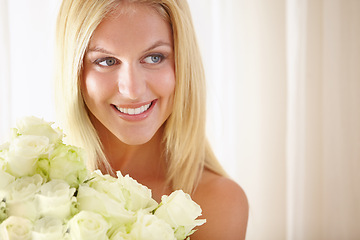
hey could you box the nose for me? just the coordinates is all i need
[117,63,146,100]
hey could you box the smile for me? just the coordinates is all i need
[114,102,152,115]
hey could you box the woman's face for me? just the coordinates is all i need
[82,3,175,145]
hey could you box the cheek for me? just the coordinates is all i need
[81,70,117,104]
[151,68,176,98]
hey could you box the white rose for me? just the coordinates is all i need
[77,185,135,225]
[35,179,76,220]
[0,170,14,210]
[15,116,63,144]
[67,211,110,240]
[0,201,7,222]
[129,211,176,240]
[0,169,15,190]
[32,217,65,240]
[0,148,14,203]
[7,174,43,200]
[0,142,9,163]
[6,174,43,221]
[108,225,131,240]
[0,216,33,240]
[48,143,88,188]
[117,171,158,212]
[0,149,15,190]
[154,190,206,239]
[7,135,50,177]
[88,171,126,203]
[109,231,131,240]
[35,158,51,181]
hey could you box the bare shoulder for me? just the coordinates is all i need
[190,170,249,240]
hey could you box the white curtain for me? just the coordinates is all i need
[1,0,359,239]
[285,0,360,239]
[189,0,360,239]
[0,0,60,143]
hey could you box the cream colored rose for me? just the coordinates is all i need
[35,179,76,220]
[32,217,65,240]
[6,135,50,178]
[6,174,43,221]
[78,171,137,225]
[87,171,126,203]
[6,174,43,200]
[154,190,206,239]
[109,231,131,240]
[0,201,7,222]
[15,116,63,144]
[0,142,9,164]
[108,225,131,240]
[129,211,176,240]
[0,216,33,240]
[117,171,158,212]
[67,211,110,240]
[0,149,15,190]
[49,143,88,188]
[76,185,135,225]
[0,167,15,190]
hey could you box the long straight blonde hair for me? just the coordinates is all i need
[55,0,227,193]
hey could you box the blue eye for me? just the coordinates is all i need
[143,54,163,64]
[96,58,118,67]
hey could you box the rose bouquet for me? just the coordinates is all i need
[0,116,205,240]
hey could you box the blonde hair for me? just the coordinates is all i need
[55,0,227,193]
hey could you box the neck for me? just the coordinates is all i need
[99,126,167,181]
[95,122,172,201]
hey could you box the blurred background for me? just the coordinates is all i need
[1,0,359,239]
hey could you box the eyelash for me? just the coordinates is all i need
[142,54,165,64]
[93,53,165,67]
[94,57,118,67]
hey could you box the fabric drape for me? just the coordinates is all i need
[189,0,360,239]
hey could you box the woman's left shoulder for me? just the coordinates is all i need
[191,170,249,240]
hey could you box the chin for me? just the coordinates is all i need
[125,125,166,146]
[116,131,158,146]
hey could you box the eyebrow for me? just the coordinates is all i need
[87,40,173,55]
[144,41,173,52]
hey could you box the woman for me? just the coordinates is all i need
[55,0,248,239]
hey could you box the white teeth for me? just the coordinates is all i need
[116,103,151,115]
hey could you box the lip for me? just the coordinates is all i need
[112,99,157,121]
[114,100,154,109]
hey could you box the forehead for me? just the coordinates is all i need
[88,2,173,49]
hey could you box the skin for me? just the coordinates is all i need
[81,2,248,239]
